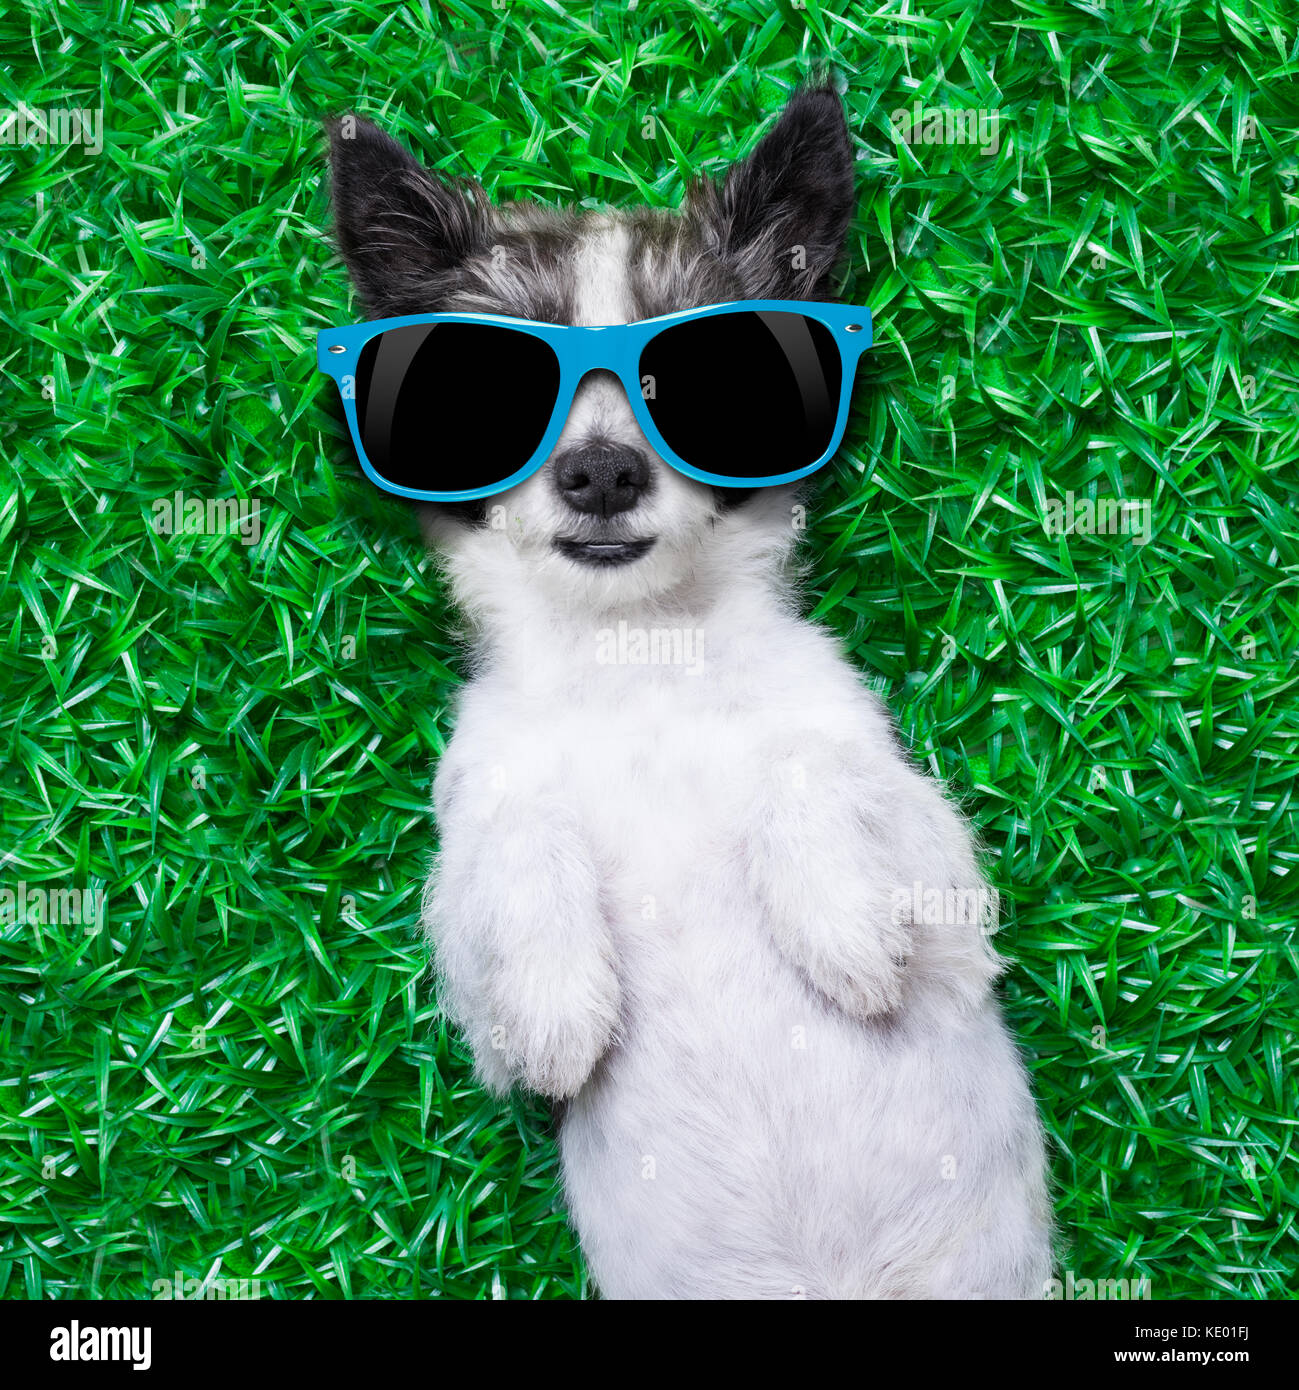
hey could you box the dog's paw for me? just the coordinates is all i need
[430,793,621,1096]
[743,746,917,1019]
[511,1022,611,1100]
[488,961,620,1098]
[780,898,912,1020]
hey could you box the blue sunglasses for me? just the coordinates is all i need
[316,299,872,501]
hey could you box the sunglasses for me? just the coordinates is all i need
[316,299,872,501]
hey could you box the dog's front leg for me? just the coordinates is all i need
[742,739,913,1020]
[425,792,620,1099]
[743,734,1004,1020]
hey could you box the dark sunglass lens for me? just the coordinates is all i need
[353,323,560,493]
[639,311,843,477]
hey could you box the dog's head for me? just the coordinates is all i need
[326,89,856,618]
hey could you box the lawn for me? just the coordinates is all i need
[0,0,1295,1299]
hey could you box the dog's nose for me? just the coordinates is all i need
[553,444,650,518]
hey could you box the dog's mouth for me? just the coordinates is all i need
[554,536,657,567]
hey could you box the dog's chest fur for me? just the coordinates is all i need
[432,600,1052,1300]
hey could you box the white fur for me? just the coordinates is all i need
[421,219,1052,1299]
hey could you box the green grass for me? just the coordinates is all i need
[1,0,1296,1300]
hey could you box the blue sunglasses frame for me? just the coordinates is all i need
[316,299,873,502]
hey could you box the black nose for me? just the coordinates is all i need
[553,444,651,518]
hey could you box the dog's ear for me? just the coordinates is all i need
[691,87,855,298]
[326,115,493,317]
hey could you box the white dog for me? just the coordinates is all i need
[327,88,1052,1298]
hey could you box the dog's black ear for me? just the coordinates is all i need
[326,115,493,317]
[691,87,855,298]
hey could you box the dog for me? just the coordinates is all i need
[325,87,1052,1299]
